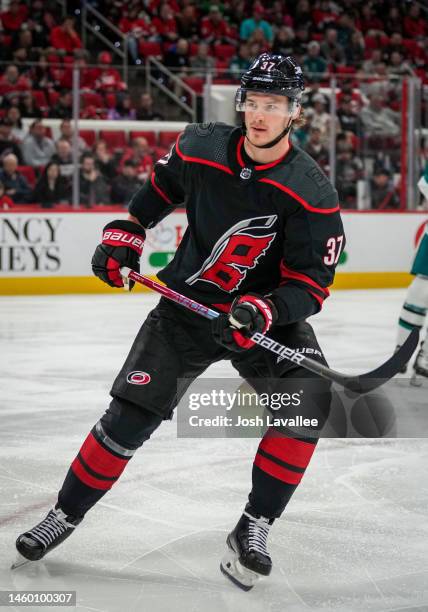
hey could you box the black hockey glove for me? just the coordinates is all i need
[212,294,277,352]
[91,220,146,289]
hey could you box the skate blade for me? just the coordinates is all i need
[11,553,32,570]
[220,548,260,591]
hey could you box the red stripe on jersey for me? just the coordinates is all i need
[79,432,129,478]
[150,171,172,204]
[259,431,317,469]
[280,260,330,297]
[175,134,234,175]
[71,457,113,491]
[307,289,325,307]
[236,136,292,170]
[254,453,303,485]
[258,178,340,214]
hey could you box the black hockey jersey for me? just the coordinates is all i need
[129,122,345,325]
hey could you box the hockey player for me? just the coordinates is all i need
[15,54,345,590]
[396,163,428,385]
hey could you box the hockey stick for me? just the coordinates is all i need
[120,267,419,394]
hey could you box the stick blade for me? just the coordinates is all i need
[343,329,420,394]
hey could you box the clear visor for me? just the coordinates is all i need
[236,92,299,117]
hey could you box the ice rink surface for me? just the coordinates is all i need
[0,289,427,612]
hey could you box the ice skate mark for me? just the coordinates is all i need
[278,566,311,608]
[118,528,227,573]
[0,497,56,527]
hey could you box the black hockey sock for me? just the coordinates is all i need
[249,427,317,518]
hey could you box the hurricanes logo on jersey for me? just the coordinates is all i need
[186,215,277,292]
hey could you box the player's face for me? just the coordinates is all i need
[244,93,294,146]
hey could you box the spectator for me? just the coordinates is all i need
[94,140,117,180]
[1,0,27,33]
[176,5,199,41]
[304,127,329,171]
[335,13,355,49]
[79,153,110,207]
[49,90,73,119]
[111,160,143,205]
[200,6,233,46]
[294,0,312,31]
[18,91,42,119]
[107,93,137,120]
[307,93,332,142]
[30,56,58,92]
[0,65,31,96]
[311,0,337,31]
[135,92,164,121]
[119,7,151,64]
[360,95,400,137]
[32,162,71,208]
[362,48,382,75]
[50,16,82,53]
[303,41,328,80]
[164,38,191,75]
[272,27,295,57]
[229,43,252,81]
[345,30,365,67]
[93,52,126,93]
[190,42,216,78]
[6,107,25,143]
[57,120,87,154]
[387,51,415,78]
[370,167,400,210]
[320,27,346,68]
[304,82,328,107]
[50,139,74,181]
[0,180,14,209]
[384,6,403,37]
[152,3,178,43]
[337,94,360,135]
[355,4,384,35]
[0,119,24,162]
[293,24,310,56]
[383,33,406,63]
[247,28,270,53]
[121,137,153,181]
[335,134,363,207]
[240,7,273,44]
[0,153,30,203]
[22,120,56,167]
[404,4,426,40]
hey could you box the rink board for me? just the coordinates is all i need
[0,210,426,295]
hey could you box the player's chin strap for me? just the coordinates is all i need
[242,118,293,149]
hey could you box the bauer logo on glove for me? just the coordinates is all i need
[91,220,146,289]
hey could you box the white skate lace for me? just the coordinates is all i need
[27,509,75,549]
[244,511,271,556]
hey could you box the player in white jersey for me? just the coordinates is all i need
[396,165,428,384]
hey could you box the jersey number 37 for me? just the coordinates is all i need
[324,235,344,266]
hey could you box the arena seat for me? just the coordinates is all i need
[213,44,236,60]
[81,92,104,109]
[158,131,180,148]
[79,130,97,147]
[129,131,157,146]
[139,41,162,57]
[18,165,36,187]
[183,77,204,94]
[99,130,127,149]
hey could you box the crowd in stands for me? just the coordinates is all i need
[0,115,179,208]
[0,0,426,210]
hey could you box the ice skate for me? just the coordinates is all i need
[13,506,82,569]
[410,342,428,387]
[220,504,274,590]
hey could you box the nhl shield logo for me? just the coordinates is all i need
[240,167,252,180]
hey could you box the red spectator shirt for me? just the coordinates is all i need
[404,16,426,38]
[50,25,83,52]
[1,5,27,31]
[200,17,230,41]
[151,16,177,39]
[119,17,151,37]
[0,75,31,95]
[120,150,153,180]
[92,68,126,92]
